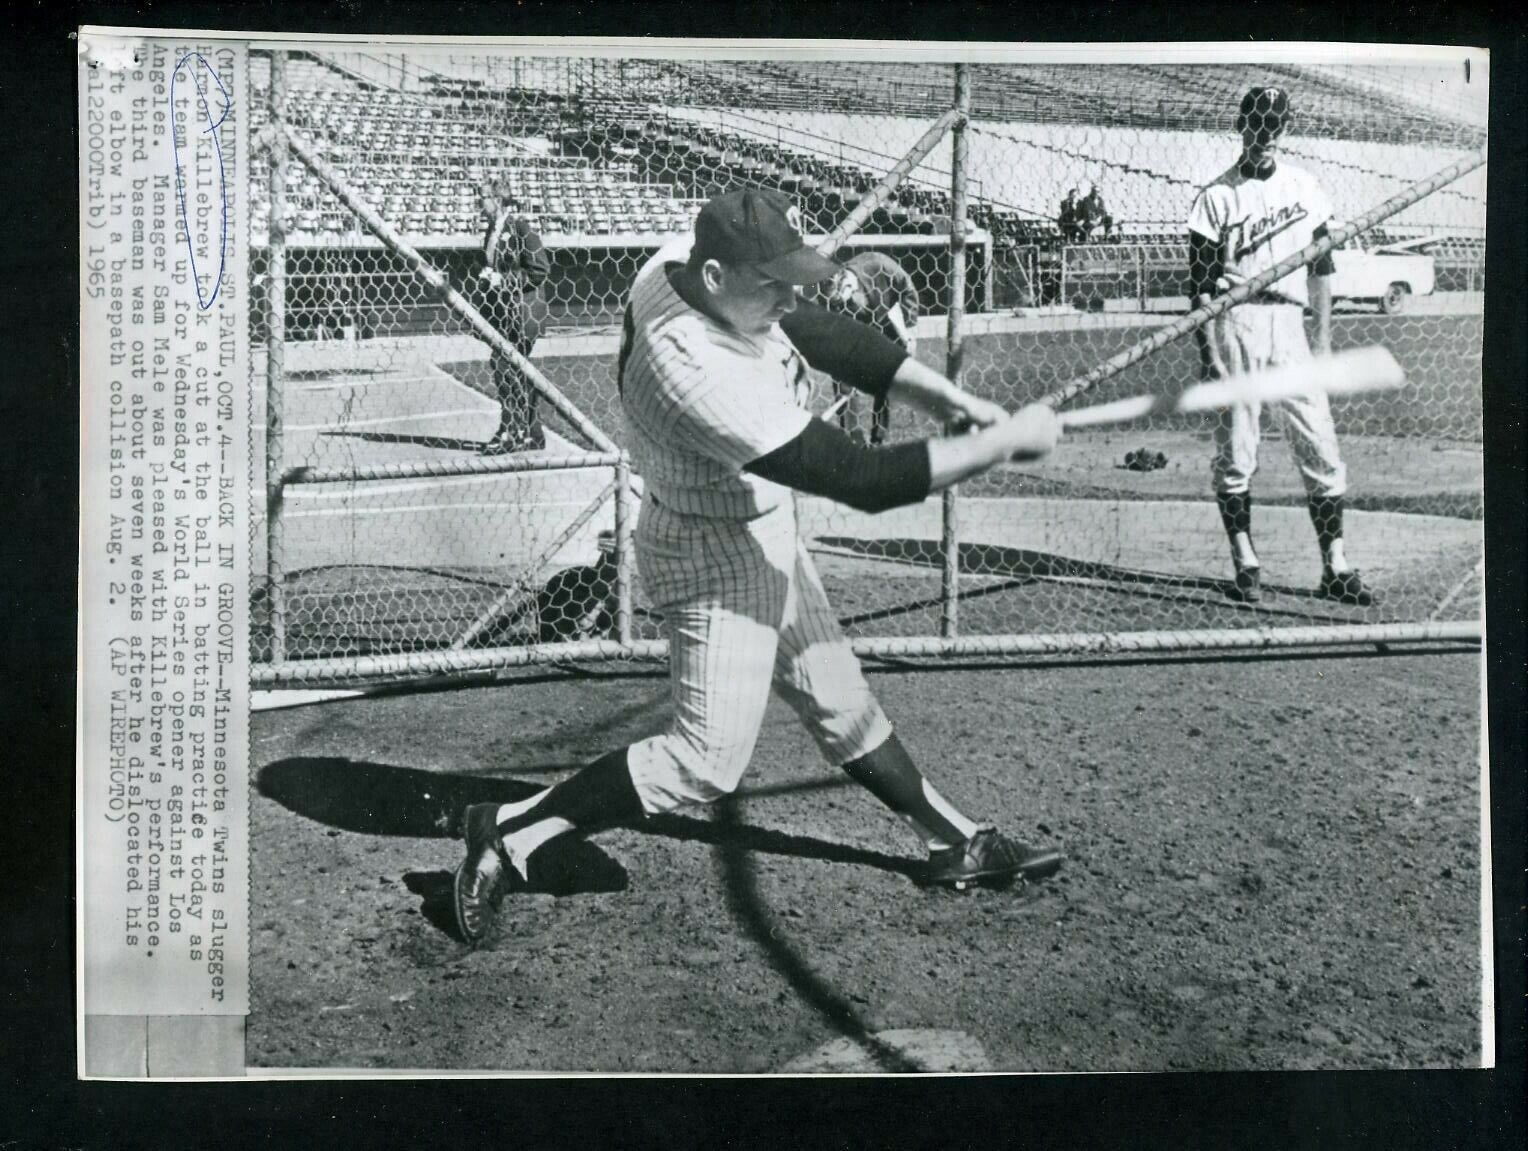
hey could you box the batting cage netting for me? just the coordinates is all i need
[246,49,1486,686]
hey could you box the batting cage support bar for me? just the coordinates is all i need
[614,456,635,647]
[817,106,963,258]
[1430,553,1486,623]
[448,466,623,651]
[279,451,624,487]
[1039,145,1489,411]
[250,621,1482,687]
[941,64,972,639]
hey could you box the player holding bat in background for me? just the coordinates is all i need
[452,188,1065,944]
[1188,86,1375,606]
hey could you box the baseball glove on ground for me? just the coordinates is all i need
[1123,447,1168,472]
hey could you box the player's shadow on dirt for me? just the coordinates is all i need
[257,756,547,839]
[256,757,920,942]
[257,755,917,877]
[400,855,627,940]
[256,756,629,916]
[818,536,1353,618]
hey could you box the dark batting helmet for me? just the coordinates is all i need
[1237,86,1291,139]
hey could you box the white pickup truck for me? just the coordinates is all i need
[1328,233,1437,314]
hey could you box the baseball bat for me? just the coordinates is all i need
[1058,346,1404,430]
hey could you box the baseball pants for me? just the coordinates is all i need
[1210,304,1347,499]
[626,499,894,813]
[491,333,543,442]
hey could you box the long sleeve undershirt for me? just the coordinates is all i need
[733,298,929,512]
[779,299,908,398]
[744,417,932,514]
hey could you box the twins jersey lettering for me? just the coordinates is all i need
[1187,162,1333,307]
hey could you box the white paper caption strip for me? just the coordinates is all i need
[79,34,250,1076]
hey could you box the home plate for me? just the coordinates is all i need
[781,1029,992,1073]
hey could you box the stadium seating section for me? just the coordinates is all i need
[250,52,1484,279]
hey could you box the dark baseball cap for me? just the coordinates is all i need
[692,187,839,284]
[1237,86,1291,135]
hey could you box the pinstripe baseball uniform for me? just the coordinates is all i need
[449,190,1066,944]
[618,239,893,811]
[1188,161,1347,499]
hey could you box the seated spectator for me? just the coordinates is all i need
[1079,183,1115,241]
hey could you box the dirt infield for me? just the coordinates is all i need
[248,646,1483,1072]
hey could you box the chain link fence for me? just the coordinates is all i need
[247,50,1485,686]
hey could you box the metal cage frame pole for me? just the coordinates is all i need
[815,106,963,259]
[449,468,621,652]
[250,621,1482,688]
[614,455,635,646]
[941,64,972,638]
[264,51,289,664]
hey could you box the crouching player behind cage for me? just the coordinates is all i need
[453,189,1065,943]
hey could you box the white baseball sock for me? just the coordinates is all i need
[496,789,551,828]
[1231,531,1259,570]
[1324,538,1350,574]
[898,780,980,853]
[500,816,575,880]
[495,789,558,881]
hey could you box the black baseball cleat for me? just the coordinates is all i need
[453,803,515,945]
[1318,568,1375,606]
[1227,565,1263,604]
[919,828,1065,891]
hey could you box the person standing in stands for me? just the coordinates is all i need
[1058,187,1082,243]
[475,183,553,454]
